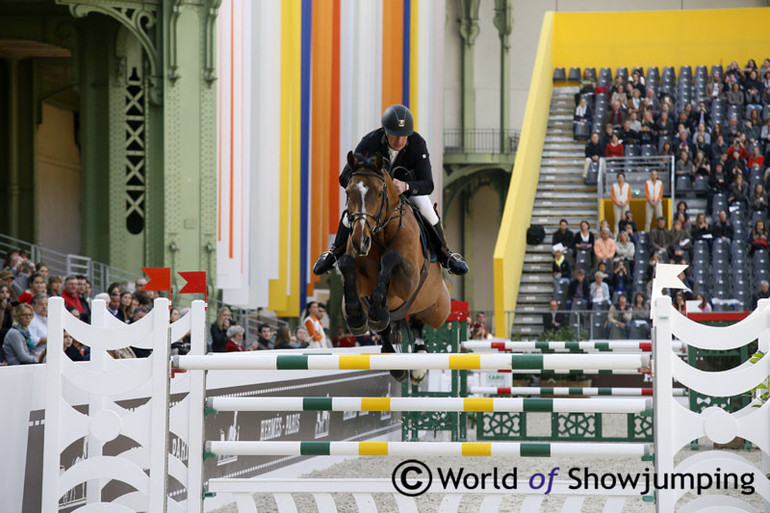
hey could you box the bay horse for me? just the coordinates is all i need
[337,152,451,383]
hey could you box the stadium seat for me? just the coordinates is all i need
[568,67,581,81]
[585,67,597,81]
[553,67,566,82]
[625,144,640,157]
[676,175,691,192]
[710,65,723,77]
[693,175,709,193]
[642,144,657,157]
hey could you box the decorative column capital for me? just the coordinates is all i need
[458,0,481,48]
[493,0,513,49]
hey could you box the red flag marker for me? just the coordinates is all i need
[179,271,207,303]
[141,267,172,293]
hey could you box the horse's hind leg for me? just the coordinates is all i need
[380,321,406,382]
[409,318,428,385]
[368,248,402,332]
[338,254,368,335]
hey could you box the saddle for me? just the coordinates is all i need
[402,196,438,264]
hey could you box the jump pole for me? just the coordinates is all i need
[470,386,687,397]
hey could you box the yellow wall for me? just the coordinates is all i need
[494,7,770,337]
[493,13,554,337]
[553,8,770,72]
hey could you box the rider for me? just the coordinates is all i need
[312,104,470,276]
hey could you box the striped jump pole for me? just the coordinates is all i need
[206,396,652,414]
[470,386,687,397]
[462,340,686,353]
[173,353,650,372]
[205,441,652,458]
[484,369,649,375]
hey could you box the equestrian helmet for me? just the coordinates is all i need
[382,104,414,137]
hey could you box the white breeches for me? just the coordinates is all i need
[411,195,439,225]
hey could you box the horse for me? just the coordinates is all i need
[337,152,451,383]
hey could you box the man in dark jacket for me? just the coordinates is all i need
[543,300,568,333]
[567,269,591,309]
[552,219,574,251]
[313,104,468,276]
[583,132,603,178]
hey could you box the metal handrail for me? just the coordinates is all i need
[443,128,520,154]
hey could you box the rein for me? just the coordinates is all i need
[347,169,405,249]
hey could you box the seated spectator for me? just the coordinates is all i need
[614,231,635,263]
[675,200,690,222]
[711,210,734,246]
[576,69,596,103]
[552,243,571,281]
[3,303,41,365]
[618,210,637,237]
[296,327,311,348]
[689,103,711,133]
[725,149,747,180]
[673,291,687,314]
[607,295,632,339]
[17,273,47,305]
[675,149,694,182]
[600,122,614,148]
[748,144,764,169]
[61,276,87,318]
[567,269,590,309]
[640,109,656,145]
[106,287,124,321]
[675,131,693,158]
[606,100,624,129]
[746,70,762,105]
[707,163,729,215]
[650,217,671,256]
[746,112,761,143]
[333,327,357,348]
[583,132,603,179]
[751,184,768,214]
[573,97,592,138]
[728,172,749,209]
[594,228,617,266]
[694,293,712,313]
[609,260,631,297]
[543,299,568,333]
[643,88,659,112]
[691,213,713,242]
[750,220,769,255]
[692,150,711,177]
[655,111,675,149]
[119,291,134,324]
[470,312,492,338]
[605,133,624,157]
[753,280,770,309]
[210,306,232,352]
[620,119,639,145]
[573,220,595,265]
[669,219,692,260]
[63,331,87,362]
[589,271,611,309]
[644,170,664,231]
[726,82,744,106]
[645,254,663,287]
[552,219,574,251]
[225,325,246,352]
[252,323,275,350]
[47,275,62,297]
[28,294,47,350]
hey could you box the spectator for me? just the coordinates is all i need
[631,293,650,334]
[711,210,734,246]
[573,220,595,264]
[655,111,674,149]
[296,327,311,348]
[751,184,768,215]
[605,133,624,157]
[28,294,48,350]
[640,109,656,145]
[726,82,744,107]
[611,173,631,234]
[589,271,611,309]
[224,325,246,352]
[707,163,729,215]
[650,217,671,256]
[690,102,711,133]
[594,228,617,266]
[706,72,724,101]
[251,323,274,351]
[749,144,764,169]
[303,302,327,348]
[691,213,712,243]
[567,269,590,309]
[3,303,41,365]
[274,326,298,349]
[63,331,86,362]
[543,300,567,333]
[61,276,87,318]
[694,293,712,313]
[119,291,134,323]
[135,277,148,292]
[471,312,491,338]
[644,170,664,231]
[18,273,46,304]
[552,243,570,280]
[673,291,687,314]
[606,101,624,129]
[170,308,181,323]
[615,231,635,263]
[607,295,632,339]
[692,150,711,177]
[675,149,694,182]
[0,271,18,302]
[725,148,747,180]
[552,219,574,252]
[728,172,749,209]
[107,287,124,320]
[620,119,639,145]
[753,281,770,309]
[0,283,13,350]
[577,69,596,100]
[210,306,232,352]
[750,220,769,255]
[130,307,152,358]
[333,327,357,348]
[573,97,592,138]
[609,260,631,297]
[583,132,603,179]
[132,291,151,309]
[669,219,692,260]
[618,210,637,237]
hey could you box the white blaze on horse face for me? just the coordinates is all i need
[354,181,368,232]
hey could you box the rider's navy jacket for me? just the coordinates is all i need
[339,128,433,197]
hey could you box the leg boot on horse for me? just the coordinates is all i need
[337,254,368,335]
[312,214,351,275]
[408,317,429,385]
[380,321,406,382]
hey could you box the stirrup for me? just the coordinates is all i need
[446,253,469,275]
[312,250,338,275]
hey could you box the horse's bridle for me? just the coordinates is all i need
[347,167,404,248]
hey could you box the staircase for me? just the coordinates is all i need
[512,87,597,337]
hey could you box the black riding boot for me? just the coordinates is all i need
[312,218,351,275]
[427,221,470,275]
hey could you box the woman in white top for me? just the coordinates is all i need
[611,172,631,235]
[644,170,663,232]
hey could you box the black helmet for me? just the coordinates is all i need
[382,104,414,137]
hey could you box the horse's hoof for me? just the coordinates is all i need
[409,369,427,385]
[390,369,408,382]
[348,322,368,336]
[368,313,390,333]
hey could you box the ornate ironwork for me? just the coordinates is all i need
[124,65,146,235]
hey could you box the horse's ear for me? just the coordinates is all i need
[347,151,357,169]
[373,153,384,172]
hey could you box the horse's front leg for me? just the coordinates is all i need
[368,248,402,332]
[338,254,368,335]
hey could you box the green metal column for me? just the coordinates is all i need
[458,0,479,150]
[494,0,512,152]
[7,58,19,238]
